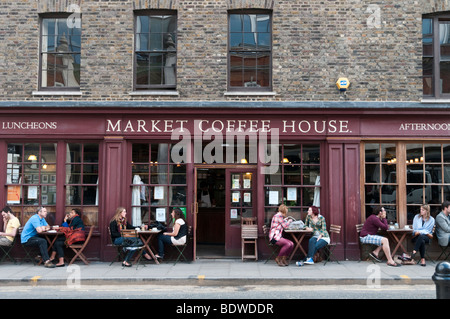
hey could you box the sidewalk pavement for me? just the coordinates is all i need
[0,258,439,286]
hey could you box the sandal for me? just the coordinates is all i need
[369,252,382,263]
[122,262,132,267]
[387,262,401,267]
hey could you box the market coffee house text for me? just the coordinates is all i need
[105,119,353,135]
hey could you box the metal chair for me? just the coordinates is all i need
[262,224,279,264]
[120,229,145,269]
[107,227,125,266]
[436,244,450,261]
[322,224,341,265]
[0,235,17,264]
[171,225,192,265]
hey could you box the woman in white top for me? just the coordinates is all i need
[155,208,187,259]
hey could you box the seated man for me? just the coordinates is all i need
[360,206,400,267]
[0,206,20,246]
[435,201,450,250]
[20,207,55,268]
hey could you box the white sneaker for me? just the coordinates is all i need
[304,257,314,265]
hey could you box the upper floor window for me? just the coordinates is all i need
[228,11,272,92]
[39,15,81,91]
[134,11,177,90]
[423,15,450,99]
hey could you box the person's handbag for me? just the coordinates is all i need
[60,227,86,246]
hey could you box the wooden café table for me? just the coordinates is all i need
[284,229,312,263]
[39,229,64,265]
[41,229,64,253]
[387,227,413,256]
[135,229,161,264]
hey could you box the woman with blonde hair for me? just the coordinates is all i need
[109,207,151,267]
[269,204,294,266]
[411,204,435,267]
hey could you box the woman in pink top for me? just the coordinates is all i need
[269,204,294,266]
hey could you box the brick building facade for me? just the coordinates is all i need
[0,0,449,262]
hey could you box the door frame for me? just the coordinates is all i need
[193,164,257,257]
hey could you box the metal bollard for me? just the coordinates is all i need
[432,262,450,299]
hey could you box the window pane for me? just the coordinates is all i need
[243,32,256,49]
[84,144,99,162]
[137,16,149,33]
[230,15,242,32]
[132,144,149,163]
[136,34,149,51]
[366,164,380,183]
[161,15,176,33]
[257,33,271,49]
[284,144,301,164]
[230,32,242,48]
[284,166,301,185]
[365,144,379,162]
[83,164,98,184]
[381,185,396,204]
[381,144,396,162]
[302,166,320,185]
[150,33,163,51]
[444,145,450,163]
[440,22,450,59]
[425,144,441,162]
[440,61,450,94]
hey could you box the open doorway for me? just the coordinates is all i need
[196,168,226,258]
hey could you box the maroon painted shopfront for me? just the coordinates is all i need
[1,107,449,261]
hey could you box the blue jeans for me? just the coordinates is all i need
[24,236,50,261]
[307,236,328,259]
[157,233,173,258]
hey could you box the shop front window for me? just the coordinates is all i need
[263,144,321,224]
[131,143,187,226]
[65,143,99,226]
[406,143,450,220]
[364,143,397,221]
[362,142,450,224]
[6,143,57,225]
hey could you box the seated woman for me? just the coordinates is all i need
[109,206,152,267]
[155,208,187,260]
[303,206,330,265]
[50,208,85,267]
[269,204,294,267]
[411,204,435,267]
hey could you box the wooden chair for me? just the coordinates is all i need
[107,227,125,266]
[322,224,341,265]
[262,224,279,264]
[241,217,258,261]
[66,227,94,266]
[172,225,192,265]
[356,223,376,263]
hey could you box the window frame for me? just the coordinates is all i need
[423,14,450,99]
[263,143,321,224]
[133,10,178,91]
[361,141,450,225]
[65,142,100,227]
[129,142,188,225]
[227,9,273,92]
[38,13,81,91]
